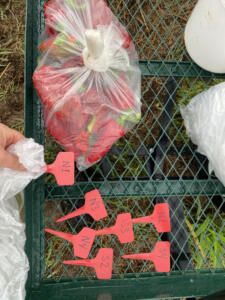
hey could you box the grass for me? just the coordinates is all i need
[183,196,225,269]
[186,216,225,269]
[185,197,225,270]
[45,236,65,279]
[0,0,25,130]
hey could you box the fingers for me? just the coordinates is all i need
[0,123,25,148]
[0,149,26,172]
[0,124,26,171]
[9,129,25,146]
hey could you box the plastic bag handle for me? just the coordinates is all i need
[85,29,104,59]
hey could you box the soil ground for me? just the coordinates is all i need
[0,0,25,132]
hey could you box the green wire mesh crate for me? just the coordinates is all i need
[25,0,225,299]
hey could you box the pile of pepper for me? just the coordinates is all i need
[33,0,141,170]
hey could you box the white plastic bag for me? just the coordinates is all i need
[0,138,45,300]
[33,0,141,171]
[180,82,225,185]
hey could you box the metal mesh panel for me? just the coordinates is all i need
[25,0,225,297]
[109,0,197,61]
[43,195,225,281]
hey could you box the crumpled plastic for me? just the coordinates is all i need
[180,82,225,186]
[33,0,141,171]
[0,138,45,300]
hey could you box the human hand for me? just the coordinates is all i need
[0,123,26,171]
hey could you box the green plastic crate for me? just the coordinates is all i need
[25,0,225,299]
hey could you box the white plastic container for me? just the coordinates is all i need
[185,0,225,73]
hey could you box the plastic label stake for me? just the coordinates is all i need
[46,152,75,186]
[95,213,134,243]
[46,213,134,259]
[45,227,95,259]
[56,189,107,222]
[64,248,113,280]
[122,241,171,273]
[132,203,171,233]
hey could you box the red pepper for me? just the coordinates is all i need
[44,1,58,36]
[47,115,84,159]
[54,94,81,120]
[86,119,125,164]
[39,36,56,52]
[44,0,65,36]
[91,0,112,27]
[33,64,85,156]
[39,34,78,58]
[117,23,132,49]
[103,75,136,111]
[33,65,72,106]
[75,131,89,153]
[90,0,131,49]
[80,88,106,115]
[62,56,84,69]
[46,98,86,159]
